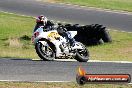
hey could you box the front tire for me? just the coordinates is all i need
[35,41,55,61]
[75,43,89,62]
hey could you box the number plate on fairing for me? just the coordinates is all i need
[48,32,60,41]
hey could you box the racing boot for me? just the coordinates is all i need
[69,38,77,50]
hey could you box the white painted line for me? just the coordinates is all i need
[36,0,42,1]
[128,32,132,33]
[92,61,132,63]
[0,80,71,82]
[32,58,132,63]
[121,31,126,33]
[55,59,76,62]
[32,58,100,62]
[0,80,132,84]
[32,59,41,61]
[113,30,119,32]
[0,11,33,18]
[32,59,101,62]
[0,11,67,24]
[107,29,111,31]
[38,1,132,15]
[112,29,132,33]
[37,81,71,83]
[54,2,132,15]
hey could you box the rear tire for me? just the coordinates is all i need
[35,41,55,61]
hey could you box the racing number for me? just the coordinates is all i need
[48,32,60,41]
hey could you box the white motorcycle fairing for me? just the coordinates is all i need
[32,26,89,62]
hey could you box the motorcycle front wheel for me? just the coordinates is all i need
[35,41,55,61]
[75,43,89,62]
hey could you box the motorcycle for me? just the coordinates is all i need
[32,25,89,62]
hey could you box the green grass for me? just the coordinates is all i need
[89,31,132,61]
[0,12,132,61]
[0,82,131,88]
[0,12,38,59]
[47,0,132,12]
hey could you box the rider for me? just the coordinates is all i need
[57,24,75,47]
[34,15,75,47]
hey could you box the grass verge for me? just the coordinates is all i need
[45,0,132,12]
[89,30,132,61]
[0,82,131,88]
[0,12,38,59]
[0,12,132,61]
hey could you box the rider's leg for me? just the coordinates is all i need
[65,32,75,46]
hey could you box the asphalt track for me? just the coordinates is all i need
[0,0,132,32]
[0,58,132,82]
[0,0,132,82]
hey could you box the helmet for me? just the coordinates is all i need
[36,15,47,26]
